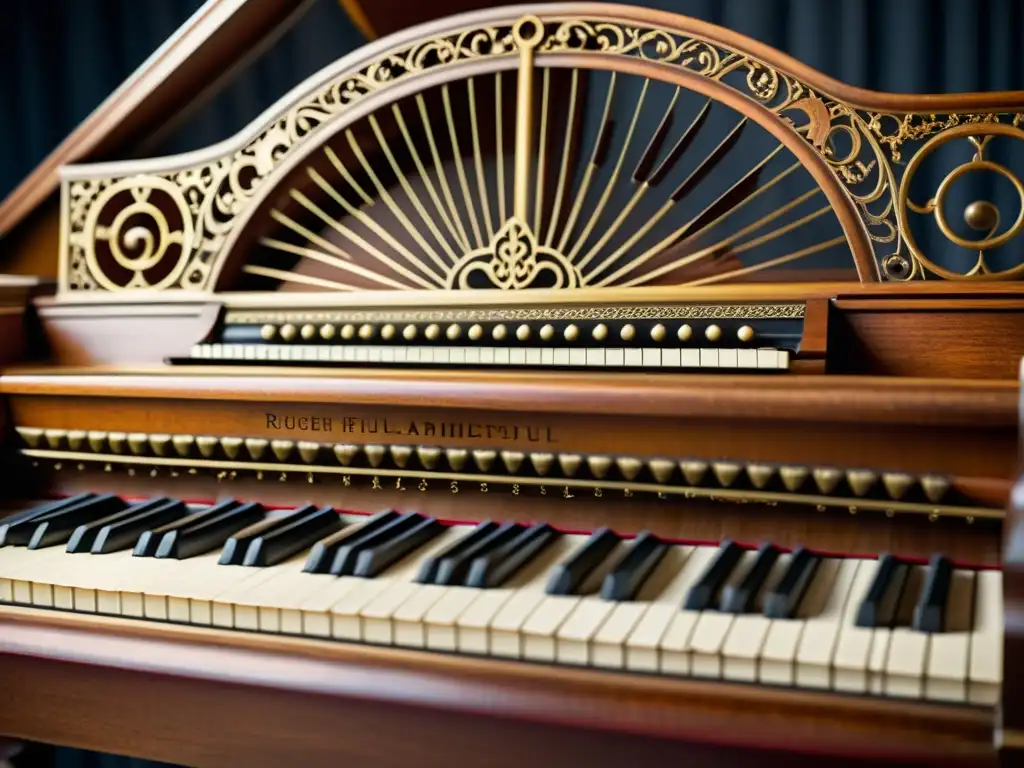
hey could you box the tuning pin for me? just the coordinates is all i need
[882,473,914,500]
[712,462,741,487]
[812,468,842,494]
[680,461,708,485]
[558,454,582,477]
[473,450,497,472]
[587,455,612,479]
[220,437,243,459]
[501,451,525,473]
[648,459,675,484]
[16,427,43,447]
[171,434,194,457]
[44,429,66,449]
[245,438,269,461]
[847,470,877,497]
[921,475,950,503]
[416,446,441,470]
[778,466,807,492]
[364,445,385,468]
[531,453,555,476]
[616,457,642,481]
[747,464,775,489]
[298,442,320,464]
[334,444,359,466]
[390,445,412,468]
[446,448,469,471]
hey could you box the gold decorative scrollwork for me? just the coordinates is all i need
[448,218,579,290]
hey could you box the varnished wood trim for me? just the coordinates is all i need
[0,370,1016,427]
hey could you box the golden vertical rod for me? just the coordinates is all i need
[512,16,543,223]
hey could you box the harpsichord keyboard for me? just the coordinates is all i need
[0,494,1001,705]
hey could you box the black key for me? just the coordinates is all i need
[600,531,668,601]
[855,553,910,628]
[242,505,342,567]
[92,500,189,554]
[0,494,96,546]
[433,522,524,586]
[913,554,953,633]
[721,542,780,613]
[684,540,744,611]
[354,516,445,578]
[303,510,397,574]
[467,524,560,589]
[546,528,620,596]
[134,500,242,557]
[219,516,287,565]
[330,512,421,576]
[66,497,176,553]
[156,501,266,559]
[763,547,821,619]
[415,521,500,584]
[27,494,128,549]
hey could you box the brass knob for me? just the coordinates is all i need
[358,324,375,340]
[468,324,484,341]
[678,324,693,342]
[564,324,580,342]
[279,323,297,342]
[425,323,441,340]
[539,324,555,341]
[516,324,531,341]
[492,324,508,341]
[381,324,396,340]
[620,324,636,341]
[592,323,608,342]
[260,324,277,341]
[650,323,666,342]
[341,323,356,340]
[319,324,336,341]
[300,324,316,340]
[737,325,754,343]
[403,325,418,341]
[705,324,722,342]
[446,324,462,341]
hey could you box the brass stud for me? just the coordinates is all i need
[705,324,722,342]
[531,452,555,476]
[390,445,412,468]
[747,464,775,489]
[492,324,508,341]
[446,324,462,341]
[364,445,385,468]
[108,432,128,454]
[847,470,877,497]
[16,427,43,447]
[812,468,842,495]
[712,462,741,487]
[425,323,441,341]
[171,434,194,457]
[300,324,316,341]
[298,442,320,464]
[779,466,808,492]
[558,454,582,477]
[245,438,268,460]
[620,324,636,341]
[648,459,675,484]
[341,324,356,340]
[416,446,441,470]
[67,430,88,451]
[195,436,218,458]
[737,325,755,343]
[516,324,531,341]
[680,461,708,485]
[678,324,693,342]
[319,324,336,341]
[44,429,67,449]
[127,433,149,455]
[468,324,484,341]
[279,324,298,342]
[882,473,914,500]
[403,325,418,341]
[921,475,950,503]
[539,324,555,341]
[220,437,243,459]
[564,324,580,342]
[928,512,939,522]
[381,324,396,341]
[334,444,359,466]
[587,455,612,479]
[501,451,525,473]
[616,457,642,481]
[446,448,469,471]
[260,324,277,341]
[650,324,666,343]
[358,324,375,340]
[473,449,497,472]
[270,440,294,461]
[592,323,608,342]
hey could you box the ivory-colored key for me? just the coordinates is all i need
[831,559,884,693]
[689,550,760,678]
[968,569,1003,704]
[422,586,482,651]
[793,558,864,689]
[721,553,791,682]
[884,566,930,698]
[758,558,844,685]
[924,570,975,702]
[210,555,309,628]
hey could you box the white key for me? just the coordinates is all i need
[794,558,863,689]
[721,552,791,682]
[688,549,761,678]
[924,569,974,702]
[885,566,930,698]
[968,569,1002,704]
[831,559,885,693]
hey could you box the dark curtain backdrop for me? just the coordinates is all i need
[1,0,1023,766]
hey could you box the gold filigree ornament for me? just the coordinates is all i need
[448,218,579,289]
[897,122,1024,280]
[75,176,195,291]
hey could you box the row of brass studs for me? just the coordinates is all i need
[260,322,756,345]
[17,427,951,503]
